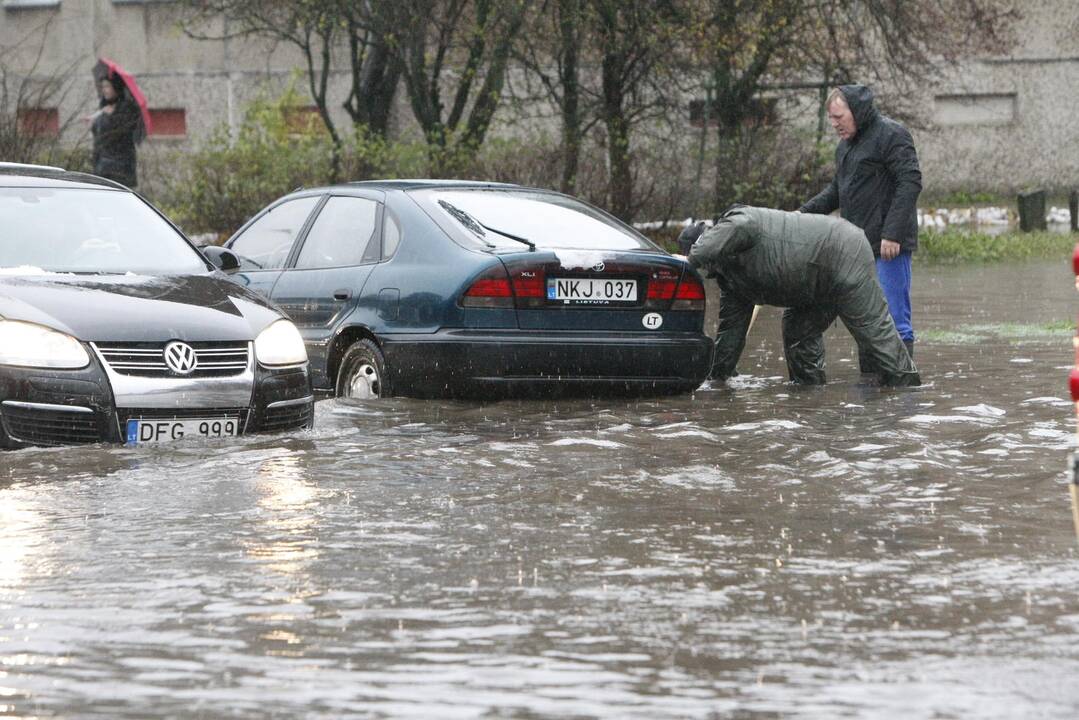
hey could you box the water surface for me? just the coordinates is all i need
[2,260,1077,718]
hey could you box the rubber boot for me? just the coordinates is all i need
[904,339,914,359]
[858,346,876,374]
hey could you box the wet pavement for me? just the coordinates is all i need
[2,260,1078,718]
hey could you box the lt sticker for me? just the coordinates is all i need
[642,312,663,330]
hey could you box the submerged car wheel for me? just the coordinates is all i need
[336,339,389,399]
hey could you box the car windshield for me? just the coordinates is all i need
[0,187,208,275]
[415,188,656,252]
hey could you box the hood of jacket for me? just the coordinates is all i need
[839,84,879,141]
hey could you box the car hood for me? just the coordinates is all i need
[0,273,284,342]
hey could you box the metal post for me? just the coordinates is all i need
[1069,190,1078,232]
[1018,190,1047,232]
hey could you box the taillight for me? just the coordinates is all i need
[671,274,706,311]
[462,266,514,308]
[646,279,677,300]
[462,265,548,308]
[510,267,546,308]
[644,270,679,309]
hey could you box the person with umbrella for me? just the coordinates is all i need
[89,59,150,188]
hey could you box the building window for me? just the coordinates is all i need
[934,93,1016,126]
[284,106,324,135]
[17,108,59,137]
[689,97,777,128]
[148,108,186,137]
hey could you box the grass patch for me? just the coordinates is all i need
[921,321,1073,345]
[916,229,1076,263]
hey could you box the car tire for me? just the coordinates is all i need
[336,339,390,399]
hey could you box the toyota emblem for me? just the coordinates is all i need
[592,261,605,272]
[163,341,198,375]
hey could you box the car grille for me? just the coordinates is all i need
[96,342,250,377]
[259,402,313,433]
[117,407,248,428]
[1,403,104,446]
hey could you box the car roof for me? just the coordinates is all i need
[0,163,128,191]
[301,179,533,194]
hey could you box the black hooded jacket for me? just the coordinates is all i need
[91,89,140,188]
[800,84,921,256]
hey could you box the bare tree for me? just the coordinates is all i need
[386,0,527,174]
[689,0,1021,209]
[590,0,683,221]
[0,17,87,166]
[338,1,401,135]
[179,0,402,179]
[514,0,592,195]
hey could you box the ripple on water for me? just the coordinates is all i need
[1,262,1078,717]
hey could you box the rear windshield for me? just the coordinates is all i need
[411,188,657,252]
[0,187,208,275]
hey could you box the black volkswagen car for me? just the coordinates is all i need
[0,163,314,449]
[212,180,713,400]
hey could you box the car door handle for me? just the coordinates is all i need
[333,289,352,301]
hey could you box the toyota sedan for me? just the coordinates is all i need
[209,181,713,399]
[0,163,314,448]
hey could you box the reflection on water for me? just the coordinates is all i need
[0,499,41,589]
[1,261,1078,718]
[248,452,319,577]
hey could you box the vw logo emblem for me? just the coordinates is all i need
[163,341,198,375]
[592,261,605,272]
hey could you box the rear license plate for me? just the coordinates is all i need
[125,418,239,445]
[548,278,637,304]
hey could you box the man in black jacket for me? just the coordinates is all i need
[688,205,920,387]
[800,85,921,364]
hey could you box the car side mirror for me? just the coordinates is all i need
[203,246,240,273]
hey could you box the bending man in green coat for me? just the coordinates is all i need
[687,205,920,387]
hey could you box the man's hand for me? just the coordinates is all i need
[880,239,901,261]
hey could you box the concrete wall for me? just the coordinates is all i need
[0,0,365,146]
[916,0,1079,196]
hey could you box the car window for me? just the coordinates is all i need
[294,196,380,269]
[412,188,655,252]
[0,187,208,275]
[230,196,320,270]
[382,210,401,260]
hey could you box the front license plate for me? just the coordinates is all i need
[125,418,239,445]
[547,278,637,304]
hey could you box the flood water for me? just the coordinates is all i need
[2,260,1077,718]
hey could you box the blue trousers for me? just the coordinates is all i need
[876,252,914,342]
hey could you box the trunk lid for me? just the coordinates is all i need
[496,249,704,332]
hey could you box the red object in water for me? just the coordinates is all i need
[1070,367,1079,401]
[93,58,153,137]
[1072,244,1079,276]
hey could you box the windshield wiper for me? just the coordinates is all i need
[438,199,535,252]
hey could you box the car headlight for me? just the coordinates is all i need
[254,320,307,367]
[0,320,90,369]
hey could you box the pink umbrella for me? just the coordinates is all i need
[93,58,152,139]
